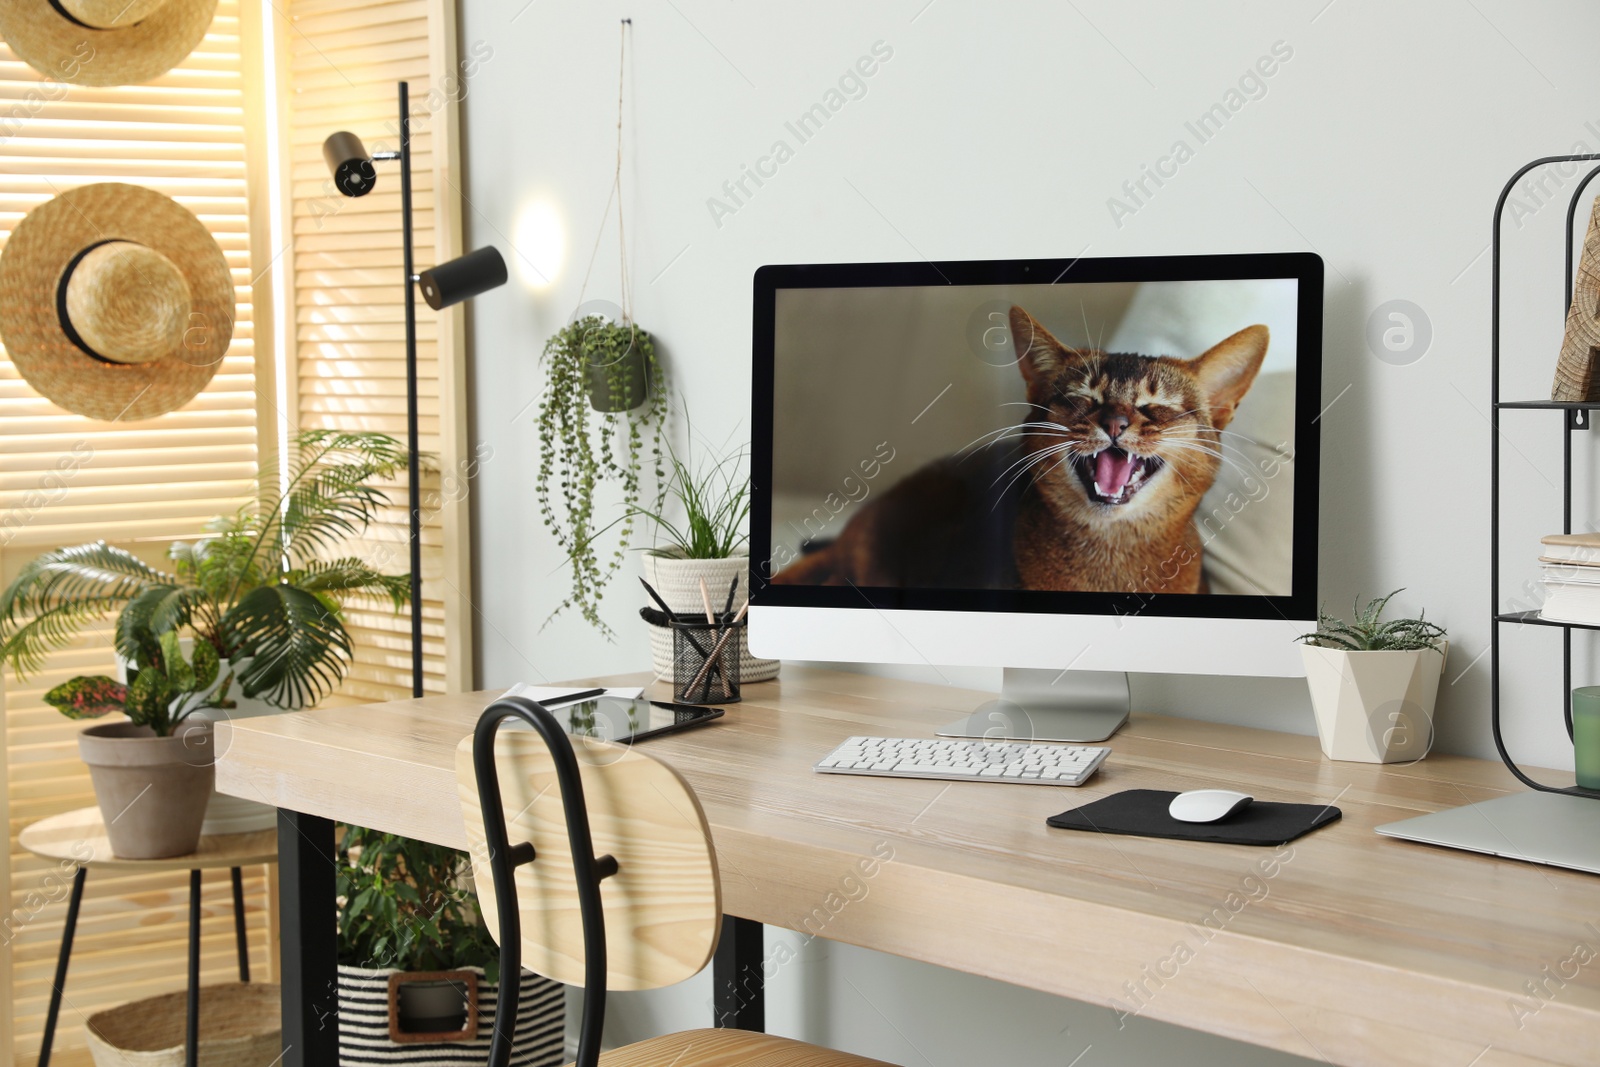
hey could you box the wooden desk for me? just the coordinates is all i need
[217,667,1600,1067]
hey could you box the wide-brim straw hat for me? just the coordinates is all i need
[0,0,217,87]
[0,182,234,422]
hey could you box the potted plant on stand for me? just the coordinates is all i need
[635,439,779,686]
[336,827,565,1067]
[0,430,413,838]
[1298,590,1448,764]
[536,313,668,638]
[43,628,231,859]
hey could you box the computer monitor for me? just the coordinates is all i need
[748,253,1322,742]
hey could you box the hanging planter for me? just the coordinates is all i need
[582,317,653,412]
[535,22,670,637]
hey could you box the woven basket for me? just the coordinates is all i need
[337,965,564,1067]
[84,983,280,1067]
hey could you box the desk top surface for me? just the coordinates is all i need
[217,667,1600,1067]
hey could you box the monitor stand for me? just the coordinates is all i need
[936,667,1130,744]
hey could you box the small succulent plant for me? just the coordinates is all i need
[1298,589,1446,652]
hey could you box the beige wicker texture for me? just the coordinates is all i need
[63,0,171,26]
[1554,197,1600,401]
[641,554,779,684]
[0,183,234,422]
[0,0,217,86]
[66,242,192,366]
[83,982,281,1067]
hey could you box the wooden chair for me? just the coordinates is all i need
[456,695,897,1067]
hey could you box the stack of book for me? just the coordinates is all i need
[1539,533,1600,624]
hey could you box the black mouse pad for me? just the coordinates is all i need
[1047,789,1341,845]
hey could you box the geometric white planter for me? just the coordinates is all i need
[1300,642,1447,764]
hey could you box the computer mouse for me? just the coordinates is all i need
[1168,789,1255,824]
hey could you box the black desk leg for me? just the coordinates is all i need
[712,915,764,1031]
[230,866,249,982]
[278,809,338,1067]
[186,869,201,1067]
[38,866,86,1067]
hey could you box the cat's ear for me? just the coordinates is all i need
[1190,325,1270,429]
[1010,306,1077,390]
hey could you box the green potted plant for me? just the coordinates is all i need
[537,314,668,638]
[634,438,778,685]
[48,627,233,858]
[336,827,564,1062]
[1297,590,1448,764]
[0,430,413,837]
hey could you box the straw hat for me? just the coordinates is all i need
[0,0,217,87]
[0,183,234,422]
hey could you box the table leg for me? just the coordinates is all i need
[278,809,338,1067]
[230,867,249,982]
[186,869,200,1067]
[712,915,764,1032]
[38,866,86,1067]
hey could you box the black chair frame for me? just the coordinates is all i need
[474,696,619,1067]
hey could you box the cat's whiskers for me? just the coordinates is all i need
[959,420,1074,454]
[991,440,1088,502]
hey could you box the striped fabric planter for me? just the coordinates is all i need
[337,965,565,1067]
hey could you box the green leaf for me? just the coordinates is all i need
[125,667,172,733]
[292,558,411,612]
[160,630,196,691]
[44,676,127,719]
[0,542,172,678]
[225,583,352,708]
[192,639,219,691]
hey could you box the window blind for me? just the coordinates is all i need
[281,0,474,703]
[0,6,273,1066]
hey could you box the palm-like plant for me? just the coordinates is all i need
[1298,589,1446,652]
[0,430,412,709]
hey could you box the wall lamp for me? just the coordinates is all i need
[323,81,508,699]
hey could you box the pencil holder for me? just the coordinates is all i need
[670,617,744,705]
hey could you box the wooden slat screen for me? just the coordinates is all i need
[0,6,272,1066]
[281,0,473,703]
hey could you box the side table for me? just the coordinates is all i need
[19,807,277,1067]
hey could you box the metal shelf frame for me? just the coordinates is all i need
[1490,152,1600,798]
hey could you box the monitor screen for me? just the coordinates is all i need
[750,253,1321,623]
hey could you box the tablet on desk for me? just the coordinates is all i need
[500,684,724,745]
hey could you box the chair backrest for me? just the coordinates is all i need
[455,701,722,992]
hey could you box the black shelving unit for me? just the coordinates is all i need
[1491,152,1600,798]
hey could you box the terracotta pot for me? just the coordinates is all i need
[118,649,280,835]
[78,720,215,859]
[1300,642,1448,763]
[641,552,779,684]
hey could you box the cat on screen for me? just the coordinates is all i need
[772,305,1269,594]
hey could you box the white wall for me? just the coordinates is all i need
[459,2,1600,1063]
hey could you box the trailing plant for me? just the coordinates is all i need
[536,315,667,638]
[631,437,749,560]
[0,430,412,709]
[1297,589,1446,652]
[43,627,227,737]
[336,826,500,980]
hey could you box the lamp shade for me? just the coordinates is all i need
[322,131,377,198]
[418,247,507,310]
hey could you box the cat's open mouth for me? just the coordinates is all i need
[1073,446,1162,506]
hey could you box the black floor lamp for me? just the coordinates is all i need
[323,81,507,699]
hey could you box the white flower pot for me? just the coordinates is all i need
[641,552,779,685]
[1300,642,1447,763]
[117,648,282,835]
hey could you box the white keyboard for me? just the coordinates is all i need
[814,736,1109,787]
